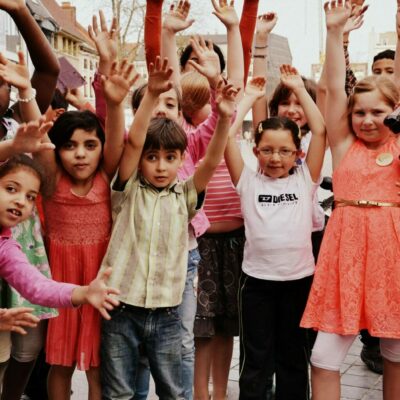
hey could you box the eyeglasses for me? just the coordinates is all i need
[257,148,297,158]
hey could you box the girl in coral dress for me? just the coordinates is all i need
[301,2,400,400]
[37,62,138,400]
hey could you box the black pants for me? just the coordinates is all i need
[239,274,315,400]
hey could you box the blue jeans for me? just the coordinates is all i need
[101,304,184,400]
[132,249,200,400]
[177,248,200,400]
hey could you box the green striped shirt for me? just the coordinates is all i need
[101,173,201,308]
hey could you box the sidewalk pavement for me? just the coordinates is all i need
[72,337,383,399]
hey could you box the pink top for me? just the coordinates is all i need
[301,137,400,337]
[93,73,219,237]
[0,228,75,308]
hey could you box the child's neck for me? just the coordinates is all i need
[69,174,96,197]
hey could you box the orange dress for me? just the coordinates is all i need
[44,172,111,370]
[301,137,400,338]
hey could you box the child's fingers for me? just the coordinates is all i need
[99,308,111,320]
[91,14,99,35]
[11,326,27,335]
[211,0,220,11]
[39,143,56,151]
[0,52,8,66]
[17,51,26,66]
[99,9,108,31]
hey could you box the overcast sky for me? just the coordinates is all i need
[66,0,398,76]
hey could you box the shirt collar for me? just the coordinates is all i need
[0,227,11,239]
[138,174,182,194]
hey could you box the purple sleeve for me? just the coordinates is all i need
[93,72,106,128]
[0,238,76,308]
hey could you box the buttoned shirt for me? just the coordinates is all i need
[101,173,203,308]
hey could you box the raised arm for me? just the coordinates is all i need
[280,65,326,182]
[324,0,354,166]
[193,80,237,194]
[239,0,259,84]
[161,0,194,89]
[252,12,277,129]
[117,57,173,185]
[144,0,163,68]
[101,60,139,179]
[395,0,400,91]
[88,10,118,125]
[0,118,54,161]
[225,76,266,186]
[1,0,60,113]
[212,0,244,94]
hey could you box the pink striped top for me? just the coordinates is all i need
[203,158,243,224]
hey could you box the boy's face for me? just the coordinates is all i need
[372,58,394,80]
[0,168,40,228]
[139,147,184,188]
[151,88,181,121]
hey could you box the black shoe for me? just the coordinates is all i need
[360,344,383,374]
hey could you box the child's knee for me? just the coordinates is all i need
[380,338,400,363]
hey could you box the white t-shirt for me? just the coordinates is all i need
[236,164,318,281]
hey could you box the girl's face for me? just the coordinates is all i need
[253,129,299,179]
[58,128,102,184]
[0,168,40,228]
[277,92,307,128]
[351,90,394,147]
[152,88,181,122]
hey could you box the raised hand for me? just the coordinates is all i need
[12,118,55,154]
[163,0,194,34]
[188,36,221,87]
[147,56,174,97]
[344,2,368,34]
[0,307,39,335]
[324,0,352,31]
[88,10,118,74]
[211,0,239,29]
[65,88,86,110]
[101,60,139,106]
[0,51,30,90]
[280,64,305,92]
[86,268,120,320]
[256,13,278,39]
[216,79,238,119]
[245,76,266,100]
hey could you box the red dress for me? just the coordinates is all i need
[44,172,111,370]
[301,138,400,338]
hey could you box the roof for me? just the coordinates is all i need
[26,0,58,32]
[39,0,87,42]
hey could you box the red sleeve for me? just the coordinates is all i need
[145,0,163,69]
[239,0,259,84]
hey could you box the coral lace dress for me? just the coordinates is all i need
[301,137,400,338]
[44,172,111,369]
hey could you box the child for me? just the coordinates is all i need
[224,66,326,400]
[300,2,400,399]
[100,56,237,399]
[35,61,138,400]
[0,146,119,380]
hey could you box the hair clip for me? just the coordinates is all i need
[258,122,264,134]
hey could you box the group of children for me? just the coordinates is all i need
[0,0,400,399]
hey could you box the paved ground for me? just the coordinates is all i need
[71,337,383,399]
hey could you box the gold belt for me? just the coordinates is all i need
[334,199,400,208]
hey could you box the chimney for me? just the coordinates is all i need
[61,2,76,23]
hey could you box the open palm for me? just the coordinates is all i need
[324,0,352,30]
[163,1,194,33]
